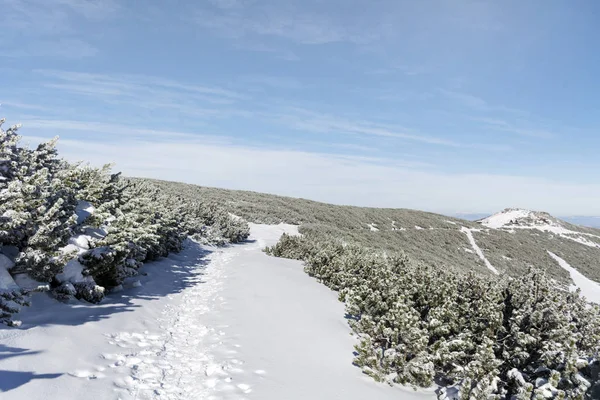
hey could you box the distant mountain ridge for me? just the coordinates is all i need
[455,211,600,229]
[479,208,559,228]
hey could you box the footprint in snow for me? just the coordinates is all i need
[237,383,252,393]
[69,369,105,379]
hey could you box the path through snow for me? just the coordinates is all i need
[0,224,434,399]
[547,251,600,304]
[461,227,499,275]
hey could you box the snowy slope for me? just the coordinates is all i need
[548,251,600,304]
[0,224,434,399]
[480,208,534,229]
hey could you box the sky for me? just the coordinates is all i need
[1,0,600,215]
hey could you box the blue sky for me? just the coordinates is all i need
[1,0,600,215]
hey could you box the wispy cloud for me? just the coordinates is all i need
[194,10,347,45]
[37,70,245,101]
[473,117,556,139]
[230,41,300,61]
[439,89,529,116]
[51,0,119,19]
[8,68,518,159]
[280,108,514,152]
[367,64,433,76]
[240,75,307,91]
[0,0,117,57]
[438,90,554,138]
[439,89,489,109]
[31,70,252,120]
[1,0,118,31]
[272,108,466,147]
[0,101,51,112]
[191,0,512,50]
[29,70,512,151]
[2,38,98,58]
[21,118,433,170]
[191,1,379,46]
[20,119,233,145]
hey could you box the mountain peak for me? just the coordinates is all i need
[479,208,560,229]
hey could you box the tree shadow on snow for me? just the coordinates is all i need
[0,345,41,361]
[0,345,61,392]
[0,370,62,392]
[13,241,214,329]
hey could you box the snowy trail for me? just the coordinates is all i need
[461,227,499,275]
[0,224,434,399]
[548,251,600,304]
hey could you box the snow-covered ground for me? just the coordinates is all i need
[0,224,434,399]
[367,223,379,231]
[480,209,532,229]
[461,227,499,275]
[548,251,600,304]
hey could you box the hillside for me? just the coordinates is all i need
[141,179,600,287]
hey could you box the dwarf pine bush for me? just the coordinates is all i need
[265,234,600,399]
[0,119,250,325]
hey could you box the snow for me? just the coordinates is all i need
[461,227,499,275]
[0,223,432,399]
[68,235,91,250]
[0,254,15,271]
[83,227,108,240]
[56,235,95,284]
[75,201,95,225]
[0,246,18,261]
[480,208,532,229]
[0,262,19,292]
[507,368,526,386]
[547,251,600,304]
[228,213,242,221]
[535,226,600,248]
[519,225,600,249]
[55,259,89,284]
[391,221,406,231]
[367,223,379,231]
[12,274,48,292]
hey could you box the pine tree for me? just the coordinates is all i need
[0,133,78,282]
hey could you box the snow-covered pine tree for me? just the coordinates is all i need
[0,126,78,282]
[79,179,183,289]
[0,118,23,184]
[0,119,250,320]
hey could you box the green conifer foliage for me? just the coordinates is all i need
[0,119,250,322]
[265,232,600,399]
